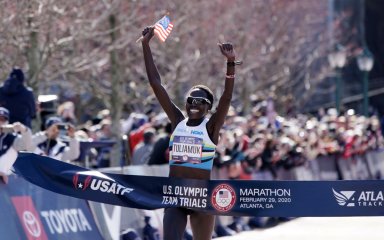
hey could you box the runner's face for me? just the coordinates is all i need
[185,89,211,120]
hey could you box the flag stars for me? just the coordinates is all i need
[78,183,83,188]
[154,15,173,42]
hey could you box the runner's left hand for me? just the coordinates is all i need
[218,42,236,62]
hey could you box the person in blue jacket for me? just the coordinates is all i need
[0,67,36,129]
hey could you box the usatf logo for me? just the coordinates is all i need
[191,130,203,135]
[72,171,134,196]
[73,174,92,191]
[332,188,355,207]
[211,184,236,212]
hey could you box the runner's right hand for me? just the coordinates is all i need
[142,26,155,43]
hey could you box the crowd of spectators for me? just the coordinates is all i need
[213,106,383,181]
[119,104,383,184]
[0,67,383,186]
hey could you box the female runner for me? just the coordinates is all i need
[141,26,236,240]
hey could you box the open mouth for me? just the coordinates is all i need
[190,109,199,113]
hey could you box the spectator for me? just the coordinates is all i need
[260,138,278,179]
[32,116,80,162]
[91,109,111,126]
[0,107,33,183]
[131,128,155,165]
[129,120,152,154]
[97,109,111,121]
[57,101,77,125]
[94,119,114,168]
[0,67,36,128]
[148,122,172,165]
[37,94,58,131]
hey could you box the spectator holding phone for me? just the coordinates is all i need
[0,107,33,184]
[32,116,80,162]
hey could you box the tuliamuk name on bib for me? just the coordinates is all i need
[169,118,216,171]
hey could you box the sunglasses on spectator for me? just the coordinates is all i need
[186,96,211,105]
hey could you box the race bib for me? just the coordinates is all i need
[172,136,203,163]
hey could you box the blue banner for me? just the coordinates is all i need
[0,174,103,240]
[14,153,384,217]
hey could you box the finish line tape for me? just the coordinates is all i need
[14,153,384,217]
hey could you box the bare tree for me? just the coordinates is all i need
[0,0,356,165]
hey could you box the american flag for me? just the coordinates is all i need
[154,15,173,42]
[219,190,229,198]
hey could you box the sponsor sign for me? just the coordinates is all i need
[0,174,103,240]
[73,172,134,195]
[333,188,384,207]
[11,196,48,240]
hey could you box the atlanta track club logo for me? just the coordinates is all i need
[333,188,384,207]
[332,188,356,207]
[211,184,236,212]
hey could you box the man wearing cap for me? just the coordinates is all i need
[32,116,80,162]
[0,107,33,184]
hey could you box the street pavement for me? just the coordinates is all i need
[217,217,384,240]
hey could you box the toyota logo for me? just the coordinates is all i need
[23,211,41,237]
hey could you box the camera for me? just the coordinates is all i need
[57,124,68,131]
[57,123,69,137]
[0,124,14,134]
